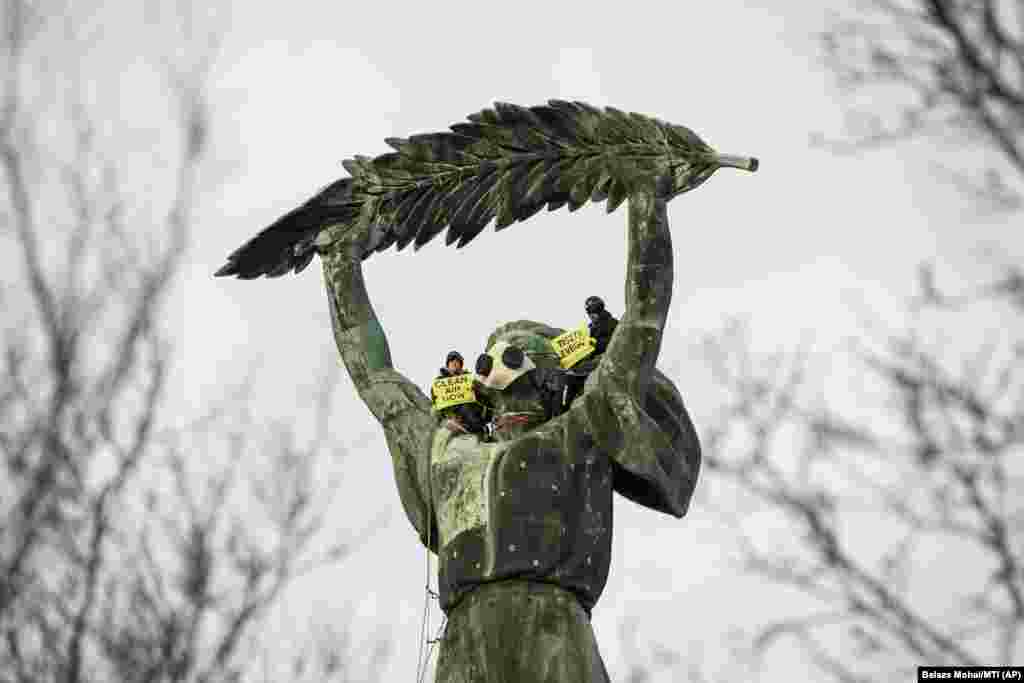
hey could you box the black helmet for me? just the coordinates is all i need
[585,296,605,315]
[445,350,464,365]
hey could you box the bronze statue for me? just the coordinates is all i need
[216,100,758,681]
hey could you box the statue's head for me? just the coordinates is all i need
[474,321,564,441]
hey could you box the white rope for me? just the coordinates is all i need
[415,438,442,683]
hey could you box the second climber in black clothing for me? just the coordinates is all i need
[585,295,618,354]
[563,296,620,408]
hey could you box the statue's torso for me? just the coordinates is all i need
[430,413,614,615]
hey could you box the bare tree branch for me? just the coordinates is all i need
[818,0,1024,208]
[675,270,1022,680]
[0,2,389,681]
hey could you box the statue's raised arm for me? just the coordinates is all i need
[577,180,696,517]
[320,222,439,550]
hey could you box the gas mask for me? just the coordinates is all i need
[475,337,559,440]
[475,341,535,391]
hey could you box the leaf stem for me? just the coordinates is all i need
[714,153,760,172]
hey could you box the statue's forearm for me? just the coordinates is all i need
[322,249,433,429]
[600,188,673,398]
[322,249,395,392]
[322,248,437,547]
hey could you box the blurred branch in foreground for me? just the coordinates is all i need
[692,265,1022,681]
[0,1,387,681]
[617,618,755,683]
[817,0,1024,211]
[255,607,392,683]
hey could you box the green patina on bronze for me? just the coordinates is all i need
[215,100,758,682]
[432,430,496,550]
[362,318,391,372]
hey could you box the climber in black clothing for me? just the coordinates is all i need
[564,296,620,408]
[585,296,618,354]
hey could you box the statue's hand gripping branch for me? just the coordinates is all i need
[216,101,757,682]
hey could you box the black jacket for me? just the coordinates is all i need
[528,366,570,421]
[588,311,618,355]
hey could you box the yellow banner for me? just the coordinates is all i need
[431,373,477,410]
[552,325,596,369]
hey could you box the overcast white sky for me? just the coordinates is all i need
[173,1,1021,679]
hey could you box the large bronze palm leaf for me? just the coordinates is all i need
[215,100,758,280]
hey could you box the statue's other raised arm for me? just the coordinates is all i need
[321,240,438,551]
[601,182,674,398]
[580,177,702,518]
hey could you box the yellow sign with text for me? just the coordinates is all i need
[552,325,596,369]
[431,373,477,410]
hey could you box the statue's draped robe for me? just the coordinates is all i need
[323,187,701,682]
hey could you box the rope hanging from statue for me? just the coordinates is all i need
[415,439,446,683]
